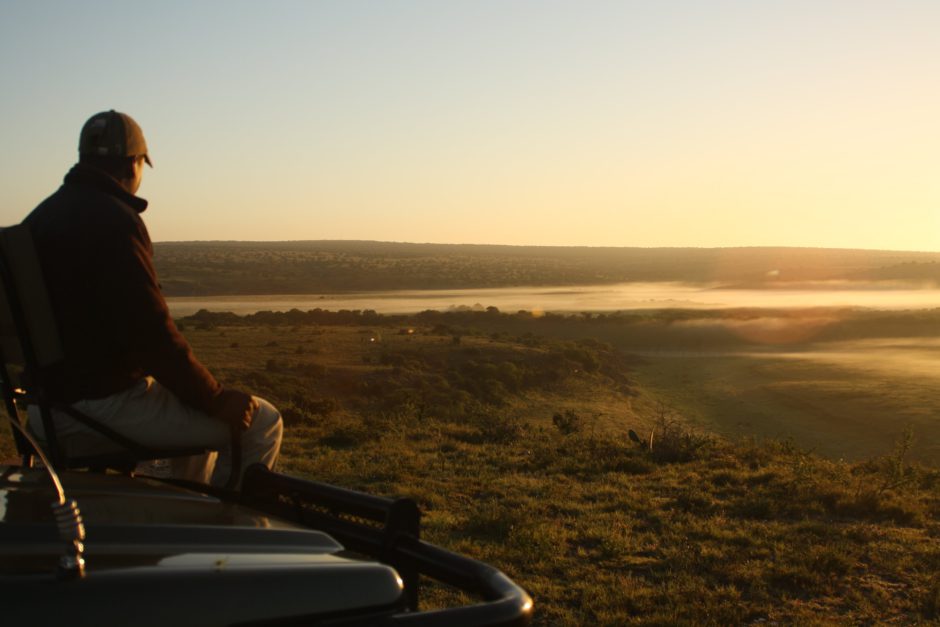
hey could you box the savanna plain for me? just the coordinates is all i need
[5,243,940,625]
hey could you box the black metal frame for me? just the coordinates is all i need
[239,464,533,626]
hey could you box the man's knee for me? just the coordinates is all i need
[252,397,284,444]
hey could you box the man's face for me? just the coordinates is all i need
[127,155,146,194]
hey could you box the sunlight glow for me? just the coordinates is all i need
[1,2,938,251]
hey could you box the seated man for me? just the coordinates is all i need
[23,110,282,486]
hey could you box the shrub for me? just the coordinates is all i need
[553,409,584,435]
[467,411,524,444]
[563,346,600,372]
[308,398,338,416]
[280,405,307,427]
[319,421,371,449]
[649,404,713,463]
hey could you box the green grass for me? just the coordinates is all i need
[271,399,940,625]
[4,311,939,624]
[187,317,940,625]
[631,346,940,464]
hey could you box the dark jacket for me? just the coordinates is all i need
[23,164,223,413]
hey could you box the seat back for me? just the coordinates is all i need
[0,224,166,467]
[0,225,64,368]
[0,224,65,464]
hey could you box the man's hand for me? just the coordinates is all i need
[211,389,259,431]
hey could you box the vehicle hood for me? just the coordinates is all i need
[0,466,404,626]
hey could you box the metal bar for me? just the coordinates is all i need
[242,464,406,522]
[238,465,533,625]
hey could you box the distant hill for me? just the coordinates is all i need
[153,240,940,296]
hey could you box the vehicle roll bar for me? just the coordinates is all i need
[240,464,533,626]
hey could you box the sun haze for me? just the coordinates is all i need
[0,1,937,251]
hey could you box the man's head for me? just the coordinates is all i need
[78,110,151,194]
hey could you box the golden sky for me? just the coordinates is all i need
[1,1,937,251]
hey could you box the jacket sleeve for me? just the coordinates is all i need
[99,211,223,414]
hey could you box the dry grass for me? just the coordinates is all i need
[196,318,940,625]
[3,312,939,625]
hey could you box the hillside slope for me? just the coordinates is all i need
[179,313,940,624]
[153,240,940,295]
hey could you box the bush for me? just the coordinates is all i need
[553,409,584,435]
[649,405,713,464]
[307,398,338,416]
[319,421,372,449]
[467,411,524,444]
[280,405,307,427]
[563,346,600,372]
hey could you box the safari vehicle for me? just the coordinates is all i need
[0,224,533,626]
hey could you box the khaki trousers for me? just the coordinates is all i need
[28,376,283,487]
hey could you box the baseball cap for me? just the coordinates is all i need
[79,110,152,167]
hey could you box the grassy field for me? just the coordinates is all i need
[3,309,939,624]
[183,312,940,624]
[425,308,940,465]
[630,344,940,464]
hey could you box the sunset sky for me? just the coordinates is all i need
[1,1,937,251]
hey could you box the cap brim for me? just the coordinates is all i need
[144,154,153,167]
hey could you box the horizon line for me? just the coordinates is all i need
[152,238,940,255]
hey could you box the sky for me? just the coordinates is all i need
[1,1,938,251]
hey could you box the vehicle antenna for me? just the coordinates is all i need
[7,416,86,579]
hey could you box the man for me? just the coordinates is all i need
[23,110,282,486]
